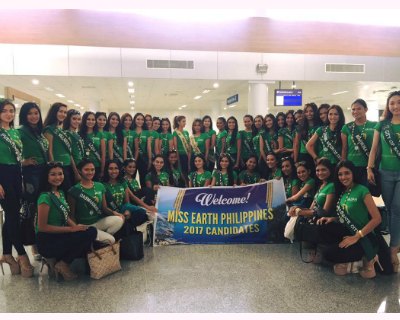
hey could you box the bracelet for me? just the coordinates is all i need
[358,230,364,238]
[295,208,302,216]
[366,166,374,170]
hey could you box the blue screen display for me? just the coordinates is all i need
[274,89,302,106]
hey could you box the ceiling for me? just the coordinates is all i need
[0,76,398,118]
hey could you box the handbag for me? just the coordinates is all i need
[87,240,122,279]
[284,216,298,242]
[294,216,323,263]
[116,222,144,261]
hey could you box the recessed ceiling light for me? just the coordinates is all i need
[128,88,135,93]
[74,103,80,107]
[45,87,54,91]
[15,103,19,108]
[213,82,219,89]
[331,90,349,96]
[130,101,135,105]
[130,107,135,110]
[80,106,84,110]
[178,107,182,110]
[32,79,39,85]
[130,95,135,99]
[228,104,236,108]
[181,105,187,108]
[128,81,134,87]
[194,95,202,100]
[67,100,74,103]
[55,93,65,98]
[202,89,211,94]
[223,107,227,110]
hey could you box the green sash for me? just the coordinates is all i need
[69,186,103,217]
[19,126,49,162]
[48,192,69,225]
[336,196,377,261]
[112,141,124,164]
[242,133,254,157]
[382,121,400,161]
[47,126,72,154]
[84,138,101,162]
[175,129,190,155]
[190,136,202,155]
[105,189,119,212]
[348,122,370,159]
[0,128,22,162]
[320,126,341,161]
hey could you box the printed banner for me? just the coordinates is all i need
[154,180,287,245]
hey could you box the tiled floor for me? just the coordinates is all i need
[0,242,399,313]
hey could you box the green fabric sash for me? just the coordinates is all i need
[0,128,22,162]
[382,121,400,161]
[20,126,48,162]
[48,192,69,225]
[47,126,72,154]
[69,186,103,217]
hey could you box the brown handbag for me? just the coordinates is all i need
[87,240,122,279]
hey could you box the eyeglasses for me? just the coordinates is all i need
[295,161,306,167]
[47,161,63,167]
[70,110,80,116]
[281,157,291,162]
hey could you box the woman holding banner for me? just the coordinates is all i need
[368,91,400,273]
[211,154,237,187]
[188,154,212,187]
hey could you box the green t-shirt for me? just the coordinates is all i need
[125,177,141,193]
[173,130,191,155]
[284,177,299,198]
[261,131,277,154]
[145,171,170,187]
[315,126,342,164]
[278,127,295,149]
[169,167,185,187]
[238,170,261,184]
[85,131,104,167]
[123,129,136,158]
[67,130,85,166]
[212,170,237,186]
[341,121,377,167]
[206,129,216,154]
[298,125,318,154]
[339,184,370,228]
[252,130,264,158]
[191,133,209,155]
[216,130,228,156]
[70,182,106,225]
[136,130,150,157]
[375,122,400,171]
[240,130,254,160]
[314,182,335,209]
[297,177,315,200]
[44,125,71,165]
[188,170,212,187]
[225,131,241,155]
[103,181,127,209]
[18,126,48,165]
[268,168,282,180]
[108,132,123,159]
[160,132,173,156]
[149,130,160,156]
[36,191,68,233]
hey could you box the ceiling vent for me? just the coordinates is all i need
[147,60,194,69]
[325,63,365,73]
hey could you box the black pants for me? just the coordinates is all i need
[37,227,97,263]
[61,165,74,193]
[137,155,149,189]
[0,164,25,256]
[179,154,189,177]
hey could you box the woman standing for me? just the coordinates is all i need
[260,114,279,178]
[190,119,210,168]
[105,112,127,166]
[173,115,191,176]
[215,117,227,161]
[0,99,33,277]
[95,112,109,160]
[202,115,216,172]
[278,110,296,158]
[36,162,97,281]
[240,115,256,168]
[341,99,377,188]
[307,105,345,166]
[225,116,241,171]
[133,113,151,187]
[18,102,49,257]
[252,115,265,163]
[43,102,74,191]
[188,154,212,188]
[159,118,173,158]
[368,90,400,273]
[211,154,237,187]
[68,159,124,244]
[145,114,160,157]
[121,113,136,159]
[63,109,85,182]
[79,111,106,181]
[318,104,330,125]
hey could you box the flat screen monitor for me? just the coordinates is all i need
[274,89,302,106]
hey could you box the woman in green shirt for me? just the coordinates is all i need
[278,110,296,158]
[145,155,170,205]
[121,113,135,159]
[165,150,187,188]
[0,99,33,277]
[240,115,257,169]
[286,161,315,208]
[211,154,237,186]
[260,114,279,178]
[307,105,345,165]
[215,117,227,161]
[202,115,216,172]
[159,118,174,158]
[79,111,106,181]
[133,112,152,187]
[63,109,85,182]
[43,102,74,191]
[95,111,109,159]
[105,112,127,166]
[18,102,49,258]
[190,118,210,169]
[252,115,265,163]
[145,114,161,157]
[281,157,299,200]
[265,152,282,181]
[226,116,241,171]
[368,90,400,272]
[188,154,212,187]
[36,161,96,281]
[173,115,191,176]
[318,160,382,278]
[68,159,124,244]
[238,155,261,185]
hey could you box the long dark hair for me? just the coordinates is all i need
[121,113,133,131]
[173,115,186,130]
[254,115,266,133]
[299,102,320,140]
[19,102,43,135]
[94,112,107,132]
[226,116,238,147]
[217,154,234,186]
[315,157,334,189]
[104,112,124,146]
[327,105,345,146]
[132,112,148,130]
[43,102,67,127]
[202,115,214,132]
[285,110,295,131]
[383,90,400,121]
[63,109,81,130]
[79,111,96,141]
[264,113,279,133]
[103,159,123,183]
[281,156,297,180]
[192,118,203,135]
[38,161,66,193]
[149,154,165,185]
[334,160,361,200]
[165,150,185,186]
[276,112,286,129]
[160,117,172,134]
[123,158,138,179]
[217,116,228,132]
[243,114,257,137]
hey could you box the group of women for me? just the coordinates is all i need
[0,90,399,280]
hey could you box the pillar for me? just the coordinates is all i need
[248,81,268,116]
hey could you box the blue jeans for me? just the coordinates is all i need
[380,169,400,247]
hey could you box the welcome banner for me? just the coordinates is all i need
[154,180,287,245]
